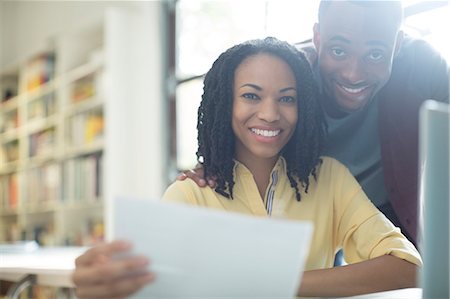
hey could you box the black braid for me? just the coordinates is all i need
[197,37,325,201]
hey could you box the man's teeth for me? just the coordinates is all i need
[251,128,280,137]
[341,85,366,94]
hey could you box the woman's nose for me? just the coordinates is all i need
[257,99,280,122]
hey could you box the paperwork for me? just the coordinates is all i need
[112,197,313,298]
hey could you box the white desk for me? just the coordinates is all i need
[0,246,88,298]
[333,288,422,299]
[0,246,423,299]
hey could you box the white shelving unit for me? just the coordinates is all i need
[0,28,105,246]
[0,2,170,247]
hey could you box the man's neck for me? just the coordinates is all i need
[320,93,350,119]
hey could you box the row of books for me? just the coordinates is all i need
[18,286,71,299]
[28,127,56,158]
[63,153,103,202]
[65,217,104,246]
[71,74,96,103]
[27,92,57,121]
[0,153,103,211]
[69,111,104,146]
[0,109,19,133]
[24,163,61,208]
[1,213,103,247]
[24,53,55,92]
[0,139,19,164]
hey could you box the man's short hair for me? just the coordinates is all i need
[318,0,404,29]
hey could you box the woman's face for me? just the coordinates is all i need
[232,53,298,165]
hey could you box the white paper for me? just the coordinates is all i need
[112,197,313,298]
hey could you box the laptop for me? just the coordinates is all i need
[419,99,450,298]
[110,197,313,298]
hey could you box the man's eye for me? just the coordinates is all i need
[242,93,259,100]
[368,51,385,62]
[331,47,346,57]
[280,96,297,104]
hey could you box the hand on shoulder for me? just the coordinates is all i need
[176,164,217,188]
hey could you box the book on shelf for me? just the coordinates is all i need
[63,153,102,203]
[3,140,19,163]
[0,173,19,211]
[70,111,104,147]
[27,92,56,121]
[68,217,104,246]
[17,284,72,299]
[8,173,18,210]
[0,145,5,166]
[25,163,61,208]
[24,53,55,92]
[1,109,19,133]
[71,74,96,103]
[28,127,56,158]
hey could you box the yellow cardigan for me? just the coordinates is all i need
[163,156,422,270]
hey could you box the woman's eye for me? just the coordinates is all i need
[242,93,259,100]
[280,96,296,103]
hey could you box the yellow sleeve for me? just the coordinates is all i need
[331,159,422,267]
[162,180,198,205]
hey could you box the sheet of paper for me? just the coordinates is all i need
[112,197,313,298]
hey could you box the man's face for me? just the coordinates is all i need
[313,1,403,113]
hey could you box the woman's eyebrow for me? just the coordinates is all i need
[280,87,296,93]
[239,83,262,90]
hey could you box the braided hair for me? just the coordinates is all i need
[197,37,324,201]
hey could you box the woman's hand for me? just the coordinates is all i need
[72,240,155,299]
[176,165,217,188]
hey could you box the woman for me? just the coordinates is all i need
[72,37,421,298]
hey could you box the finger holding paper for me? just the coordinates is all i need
[72,240,155,299]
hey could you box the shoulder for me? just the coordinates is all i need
[312,156,355,187]
[394,35,448,75]
[398,35,445,60]
[317,156,349,174]
[385,35,449,103]
[163,179,206,204]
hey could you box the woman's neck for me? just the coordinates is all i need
[237,155,279,200]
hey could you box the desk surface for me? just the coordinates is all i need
[0,246,423,297]
[334,288,422,299]
[0,246,88,287]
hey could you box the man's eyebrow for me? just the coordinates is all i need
[366,40,389,49]
[329,35,351,44]
[329,35,389,49]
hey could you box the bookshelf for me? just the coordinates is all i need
[0,2,170,249]
[0,31,104,247]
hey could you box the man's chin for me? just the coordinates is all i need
[336,98,371,113]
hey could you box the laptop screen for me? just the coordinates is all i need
[419,99,450,298]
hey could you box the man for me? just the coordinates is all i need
[180,0,450,247]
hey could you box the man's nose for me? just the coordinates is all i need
[341,58,366,84]
[257,99,280,122]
